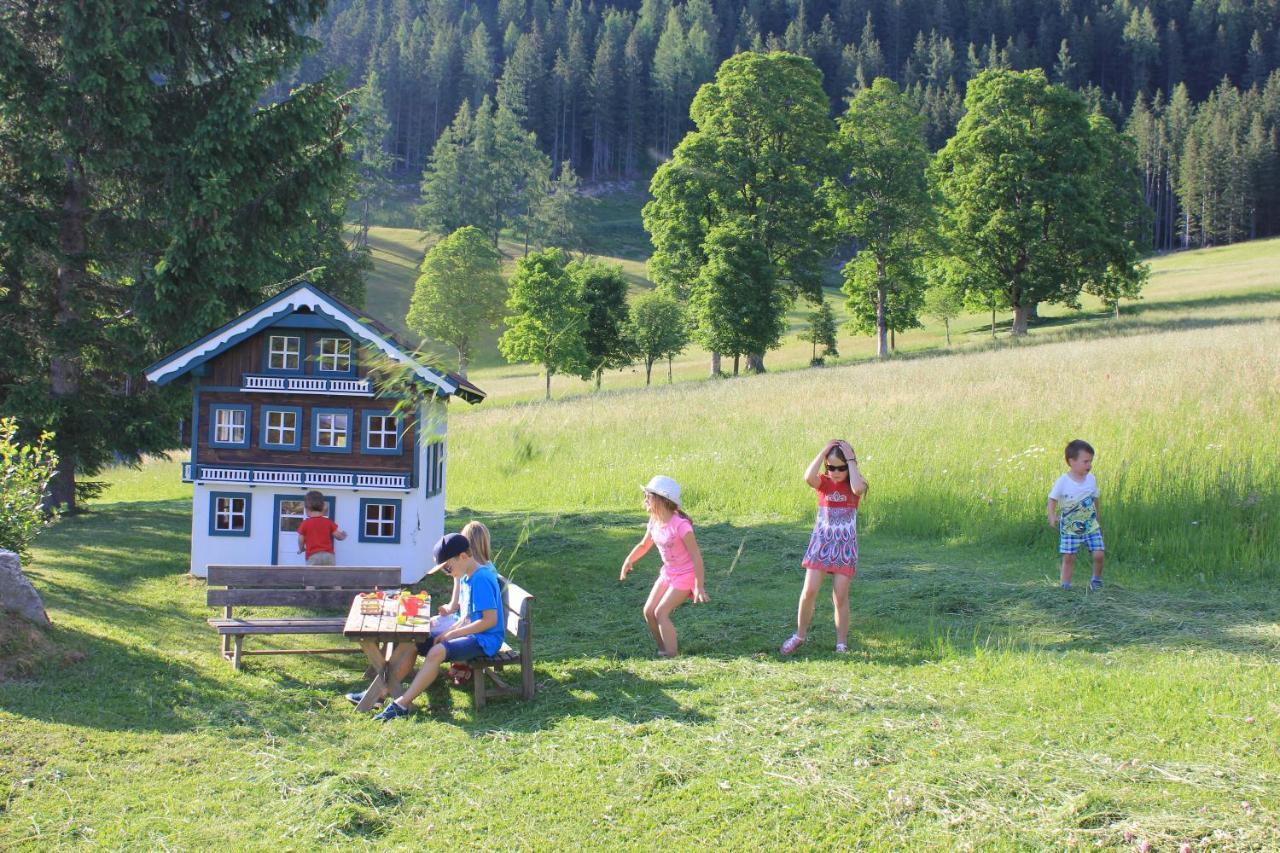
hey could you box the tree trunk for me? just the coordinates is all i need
[875,257,889,359]
[710,351,721,377]
[1114,301,1120,320]
[990,302,997,338]
[944,318,951,346]
[1026,301,1040,323]
[545,370,552,400]
[667,356,673,383]
[745,352,765,373]
[732,354,739,376]
[645,358,653,385]
[1011,301,1031,336]
[890,328,896,351]
[457,346,469,379]
[595,368,602,390]
[49,154,88,512]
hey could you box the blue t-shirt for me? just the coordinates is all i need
[461,562,505,656]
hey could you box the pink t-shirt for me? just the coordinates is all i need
[648,514,695,576]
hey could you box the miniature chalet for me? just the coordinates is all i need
[144,282,484,583]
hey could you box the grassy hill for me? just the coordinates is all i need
[2,235,1278,848]
[358,194,1280,407]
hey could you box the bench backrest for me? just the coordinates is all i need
[499,576,534,642]
[207,565,402,611]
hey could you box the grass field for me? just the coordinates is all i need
[2,237,1278,849]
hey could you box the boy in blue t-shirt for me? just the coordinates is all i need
[373,533,505,721]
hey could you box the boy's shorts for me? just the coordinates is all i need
[415,635,485,661]
[306,551,335,566]
[1059,530,1104,554]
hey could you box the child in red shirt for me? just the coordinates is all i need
[296,490,346,565]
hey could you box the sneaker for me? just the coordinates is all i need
[1089,577,1103,591]
[345,690,370,706]
[1060,581,1072,589]
[780,634,805,655]
[373,700,412,722]
[835,643,849,654]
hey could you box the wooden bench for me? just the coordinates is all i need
[207,565,401,670]
[468,576,536,709]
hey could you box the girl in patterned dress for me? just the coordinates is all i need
[781,439,868,655]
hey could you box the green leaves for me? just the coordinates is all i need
[407,227,506,376]
[498,249,588,398]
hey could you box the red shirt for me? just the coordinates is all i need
[815,474,860,509]
[297,516,338,558]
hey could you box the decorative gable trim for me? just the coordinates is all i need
[144,282,466,399]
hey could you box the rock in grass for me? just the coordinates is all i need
[0,549,49,627]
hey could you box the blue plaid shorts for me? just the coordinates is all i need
[1059,530,1105,554]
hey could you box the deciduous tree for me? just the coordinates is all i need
[406,227,506,376]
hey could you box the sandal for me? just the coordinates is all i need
[780,634,805,655]
[835,643,849,654]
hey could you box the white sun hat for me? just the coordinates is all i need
[641,474,682,508]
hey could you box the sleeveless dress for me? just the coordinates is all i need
[801,474,860,577]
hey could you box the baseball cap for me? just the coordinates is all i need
[426,532,471,574]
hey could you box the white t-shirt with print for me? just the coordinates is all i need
[1049,473,1100,536]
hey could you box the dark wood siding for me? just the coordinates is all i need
[197,390,415,473]
[205,330,376,387]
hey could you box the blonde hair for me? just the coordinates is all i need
[461,520,491,563]
[647,492,691,522]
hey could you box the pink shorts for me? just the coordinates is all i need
[660,567,697,592]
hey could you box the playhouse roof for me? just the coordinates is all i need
[143,281,486,403]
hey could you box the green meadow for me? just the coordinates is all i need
[2,235,1278,849]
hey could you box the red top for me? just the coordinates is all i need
[815,474,860,509]
[297,516,338,558]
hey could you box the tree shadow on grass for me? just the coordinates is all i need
[0,621,278,734]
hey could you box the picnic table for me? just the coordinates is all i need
[343,593,433,712]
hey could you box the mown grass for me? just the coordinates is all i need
[3,504,1278,849]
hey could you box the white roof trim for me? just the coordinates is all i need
[144,283,457,395]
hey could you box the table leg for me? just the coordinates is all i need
[355,639,388,713]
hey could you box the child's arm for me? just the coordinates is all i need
[439,576,461,616]
[684,530,709,603]
[805,440,838,488]
[1047,497,1058,528]
[333,528,347,541]
[1093,496,1100,527]
[620,531,654,580]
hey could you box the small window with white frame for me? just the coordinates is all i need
[363,412,400,453]
[262,407,301,450]
[360,499,399,542]
[317,337,353,373]
[313,409,350,451]
[211,493,250,536]
[267,335,301,371]
[210,405,249,448]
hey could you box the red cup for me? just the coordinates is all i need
[401,595,420,617]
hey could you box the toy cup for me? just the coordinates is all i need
[402,595,421,617]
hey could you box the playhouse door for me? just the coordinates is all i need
[274,495,338,565]
[274,497,308,566]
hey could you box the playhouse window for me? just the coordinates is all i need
[359,499,400,542]
[314,410,350,450]
[211,494,250,535]
[211,406,249,448]
[262,408,301,450]
[364,413,399,452]
[267,335,301,371]
[317,337,352,372]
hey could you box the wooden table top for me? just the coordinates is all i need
[342,594,434,643]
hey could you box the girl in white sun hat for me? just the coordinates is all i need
[620,475,709,657]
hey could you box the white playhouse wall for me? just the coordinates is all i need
[187,401,448,584]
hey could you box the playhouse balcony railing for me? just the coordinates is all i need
[241,374,372,395]
[182,462,410,491]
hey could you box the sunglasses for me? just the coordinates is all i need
[827,464,848,472]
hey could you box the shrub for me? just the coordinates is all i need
[0,418,59,558]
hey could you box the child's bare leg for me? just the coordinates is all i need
[795,569,825,639]
[831,573,852,646]
[394,642,448,708]
[1060,552,1076,585]
[642,577,670,652]
[653,586,692,656]
[1091,549,1104,580]
[385,643,419,699]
